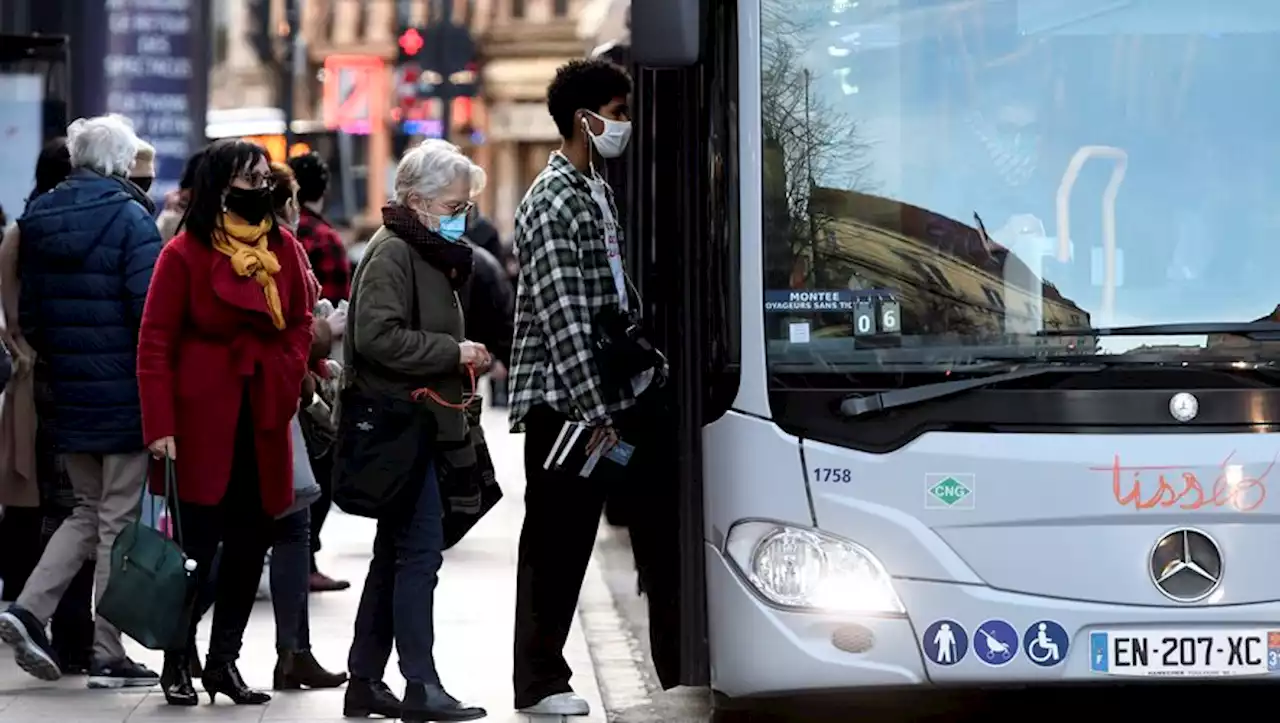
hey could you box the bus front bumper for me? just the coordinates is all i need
[706,544,1280,699]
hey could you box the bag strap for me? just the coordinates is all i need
[411,364,479,410]
[164,459,184,549]
[135,458,184,548]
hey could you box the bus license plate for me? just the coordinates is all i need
[1090,630,1277,677]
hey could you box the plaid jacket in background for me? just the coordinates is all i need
[295,207,352,303]
[508,152,636,432]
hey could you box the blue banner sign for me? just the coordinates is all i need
[81,0,209,203]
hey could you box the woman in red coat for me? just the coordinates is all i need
[136,139,313,707]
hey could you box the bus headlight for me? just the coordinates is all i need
[724,521,905,615]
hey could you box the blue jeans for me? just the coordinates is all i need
[271,508,312,651]
[347,462,444,685]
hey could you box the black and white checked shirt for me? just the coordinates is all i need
[508,152,636,432]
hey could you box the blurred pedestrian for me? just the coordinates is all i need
[0,114,163,690]
[137,139,314,707]
[463,211,514,408]
[129,140,157,197]
[156,148,207,242]
[341,139,488,723]
[289,152,351,305]
[286,151,351,592]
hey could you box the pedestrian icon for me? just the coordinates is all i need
[921,619,968,666]
[1023,620,1070,667]
[974,619,1019,666]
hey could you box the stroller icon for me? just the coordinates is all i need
[979,627,1013,661]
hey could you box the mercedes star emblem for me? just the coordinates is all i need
[1169,392,1199,423]
[1149,528,1223,603]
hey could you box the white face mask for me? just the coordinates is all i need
[582,111,632,159]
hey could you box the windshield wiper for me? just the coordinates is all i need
[1038,321,1280,341]
[839,363,1105,418]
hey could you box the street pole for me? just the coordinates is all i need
[282,0,300,147]
[437,0,453,142]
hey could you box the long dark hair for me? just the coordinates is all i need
[178,147,208,192]
[29,137,72,204]
[183,138,272,245]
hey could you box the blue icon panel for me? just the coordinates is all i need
[921,619,968,666]
[1090,632,1109,673]
[1022,620,1070,667]
[973,619,1019,667]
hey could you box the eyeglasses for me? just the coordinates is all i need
[435,200,474,216]
[238,171,275,189]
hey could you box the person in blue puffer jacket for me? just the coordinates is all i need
[0,114,163,691]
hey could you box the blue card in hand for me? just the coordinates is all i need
[605,440,635,466]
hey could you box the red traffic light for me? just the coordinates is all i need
[399,28,424,56]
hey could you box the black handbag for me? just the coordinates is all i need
[331,240,438,519]
[592,305,662,392]
[332,386,438,518]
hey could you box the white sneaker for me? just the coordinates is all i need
[519,692,590,716]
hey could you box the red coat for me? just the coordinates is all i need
[137,228,314,516]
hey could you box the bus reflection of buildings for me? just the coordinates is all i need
[806,188,1096,351]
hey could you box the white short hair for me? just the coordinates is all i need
[394,139,486,204]
[66,114,140,177]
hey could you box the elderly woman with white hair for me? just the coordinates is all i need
[338,139,490,723]
[0,114,162,690]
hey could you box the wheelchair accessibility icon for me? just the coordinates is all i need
[1023,620,1070,667]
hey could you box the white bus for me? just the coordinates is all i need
[620,0,1280,718]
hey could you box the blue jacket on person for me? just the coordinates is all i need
[17,168,162,454]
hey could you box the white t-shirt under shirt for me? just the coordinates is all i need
[585,173,653,395]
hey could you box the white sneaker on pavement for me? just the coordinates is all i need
[518,691,591,716]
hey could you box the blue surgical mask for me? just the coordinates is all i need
[438,213,466,242]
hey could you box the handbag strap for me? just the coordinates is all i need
[138,459,184,550]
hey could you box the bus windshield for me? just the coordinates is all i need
[761,0,1280,372]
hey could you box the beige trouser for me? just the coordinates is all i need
[17,451,148,664]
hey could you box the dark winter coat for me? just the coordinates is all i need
[17,169,162,453]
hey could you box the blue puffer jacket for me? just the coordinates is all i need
[17,169,162,454]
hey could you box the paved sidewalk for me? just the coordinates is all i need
[0,407,608,722]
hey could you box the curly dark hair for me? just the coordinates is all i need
[288,151,330,205]
[546,58,632,140]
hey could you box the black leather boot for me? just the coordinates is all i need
[202,661,271,705]
[273,648,348,690]
[343,677,402,718]
[401,682,487,722]
[160,652,198,706]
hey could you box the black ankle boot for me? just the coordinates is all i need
[202,662,270,705]
[160,652,198,706]
[401,682,487,722]
[343,677,402,718]
[273,648,348,690]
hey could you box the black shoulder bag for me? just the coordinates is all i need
[331,241,439,519]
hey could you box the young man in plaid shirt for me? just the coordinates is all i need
[507,58,642,717]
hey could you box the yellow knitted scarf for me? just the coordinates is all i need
[212,215,284,329]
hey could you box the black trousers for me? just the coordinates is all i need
[513,405,609,709]
[168,393,273,665]
[512,394,684,707]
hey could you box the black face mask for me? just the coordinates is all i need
[224,186,273,225]
[131,176,154,192]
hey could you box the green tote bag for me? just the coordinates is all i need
[97,459,197,651]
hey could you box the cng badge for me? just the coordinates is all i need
[925,474,975,510]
